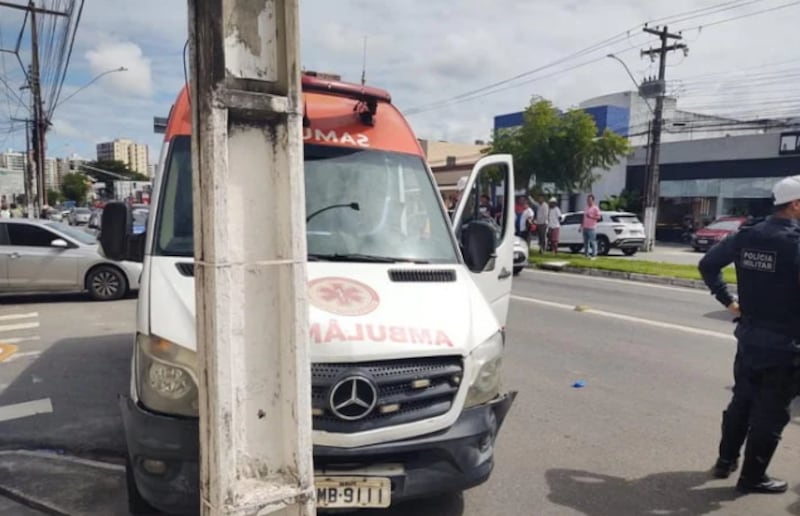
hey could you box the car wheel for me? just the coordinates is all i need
[622,248,638,256]
[126,456,159,515]
[513,266,523,276]
[87,265,128,301]
[596,236,610,256]
[569,245,583,254]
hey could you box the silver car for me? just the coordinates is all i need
[0,219,141,300]
[69,207,92,225]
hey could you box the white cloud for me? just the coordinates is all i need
[85,41,153,97]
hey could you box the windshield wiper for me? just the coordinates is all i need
[308,253,429,264]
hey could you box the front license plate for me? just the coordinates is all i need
[316,476,391,508]
[697,239,708,244]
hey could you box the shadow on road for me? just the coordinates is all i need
[702,310,737,323]
[0,333,132,459]
[0,292,138,305]
[546,469,739,515]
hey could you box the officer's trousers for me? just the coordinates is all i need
[718,351,797,480]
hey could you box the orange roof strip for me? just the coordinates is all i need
[163,86,423,157]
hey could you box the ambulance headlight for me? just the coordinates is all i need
[464,331,504,408]
[136,333,199,417]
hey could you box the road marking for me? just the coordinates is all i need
[523,268,713,295]
[0,322,39,333]
[0,336,40,344]
[511,294,735,341]
[0,312,37,322]
[4,351,41,363]
[0,398,53,423]
[0,344,18,362]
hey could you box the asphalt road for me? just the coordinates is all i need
[3,272,800,515]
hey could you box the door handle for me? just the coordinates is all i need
[9,252,20,259]
[498,267,512,280]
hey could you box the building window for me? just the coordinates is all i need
[446,156,456,167]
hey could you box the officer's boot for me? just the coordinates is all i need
[736,438,787,494]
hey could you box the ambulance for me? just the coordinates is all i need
[100,73,517,514]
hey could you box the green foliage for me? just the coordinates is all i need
[601,189,642,213]
[46,189,64,205]
[60,173,91,202]
[489,98,631,193]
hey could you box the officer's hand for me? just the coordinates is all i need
[727,301,741,319]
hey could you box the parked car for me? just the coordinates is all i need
[513,235,528,275]
[0,219,141,300]
[558,210,646,256]
[68,207,92,225]
[691,216,747,252]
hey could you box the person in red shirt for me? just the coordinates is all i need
[580,194,601,259]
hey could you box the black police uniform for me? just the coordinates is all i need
[699,215,800,493]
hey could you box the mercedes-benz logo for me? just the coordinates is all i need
[329,375,378,421]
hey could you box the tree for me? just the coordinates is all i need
[61,173,91,203]
[47,189,64,205]
[489,98,631,193]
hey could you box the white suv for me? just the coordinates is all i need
[557,210,645,256]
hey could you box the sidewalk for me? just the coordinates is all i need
[530,242,702,266]
[0,450,127,515]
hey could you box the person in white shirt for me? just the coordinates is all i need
[546,197,562,253]
[0,203,10,219]
[533,194,549,254]
[516,196,534,247]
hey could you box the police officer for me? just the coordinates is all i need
[699,175,800,494]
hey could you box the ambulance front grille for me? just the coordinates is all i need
[311,356,463,433]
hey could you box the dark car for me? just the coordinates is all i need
[692,216,747,252]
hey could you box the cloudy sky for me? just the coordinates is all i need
[0,0,798,163]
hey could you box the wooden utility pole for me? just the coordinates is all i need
[188,1,314,515]
[640,25,686,251]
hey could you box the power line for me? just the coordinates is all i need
[679,0,800,30]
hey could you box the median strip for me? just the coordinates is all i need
[528,254,736,286]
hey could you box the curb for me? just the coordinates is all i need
[527,263,737,293]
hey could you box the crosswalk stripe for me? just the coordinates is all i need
[0,336,40,344]
[0,322,39,333]
[0,398,53,423]
[4,351,41,363]
[0,313,38,322]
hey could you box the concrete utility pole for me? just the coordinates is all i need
[188,1,315,515]
[640,25,686,252]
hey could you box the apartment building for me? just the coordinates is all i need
[96,139,150,175]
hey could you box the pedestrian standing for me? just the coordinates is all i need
[0,203,9,219]
[699,175,800,494]
[547,197,562,253]
[534,194,549,254]
[580,194,601,259]
[516,196,534,248]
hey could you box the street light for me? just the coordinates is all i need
[606,54,654,114]
[52,66,128,111]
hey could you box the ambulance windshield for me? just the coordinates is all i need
[153,137,458,264]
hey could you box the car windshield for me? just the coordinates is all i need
[706,220,742,231]
[45,222,97,245]
[155,136,458,263]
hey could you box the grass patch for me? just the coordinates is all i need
[528,253,737,284]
